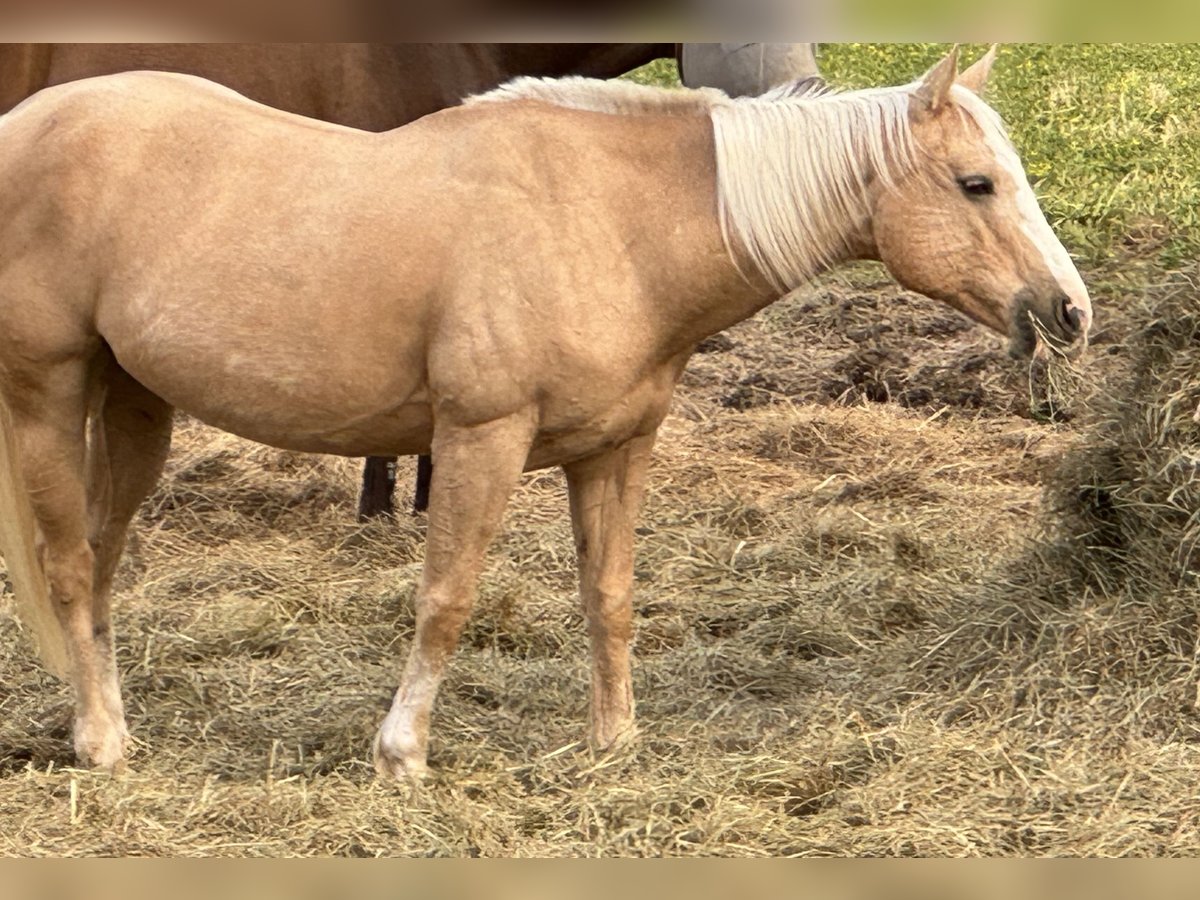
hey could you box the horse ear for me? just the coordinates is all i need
[957,44,998,95]
[913,46,959,114]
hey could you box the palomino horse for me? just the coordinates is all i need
[0,48,1091,777]
[0,42,820,521]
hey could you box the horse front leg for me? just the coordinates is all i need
[373,412,536,780]
[564,431,656,750]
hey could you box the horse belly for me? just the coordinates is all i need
[144,362,432,456]
[104,305,434,458]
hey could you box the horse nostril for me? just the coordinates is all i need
[1070,307,1089,336]
[1057,295,1081,335]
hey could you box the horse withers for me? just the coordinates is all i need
[0,48,1090,777]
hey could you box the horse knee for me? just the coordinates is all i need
[414,588,473,654]
[585,585,633,640]
[43,541,95,609]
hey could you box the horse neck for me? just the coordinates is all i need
[643,98,893,352]
[710,90,909,294]
[610,118,783,355]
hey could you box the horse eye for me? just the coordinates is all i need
[958,175,995,197]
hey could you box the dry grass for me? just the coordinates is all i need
[906,264,1200,850]
[0,264,1197,856]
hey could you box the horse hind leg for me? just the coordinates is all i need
[85,365,173,754]
[6,356,125,768]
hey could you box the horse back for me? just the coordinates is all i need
[0,71,720,314]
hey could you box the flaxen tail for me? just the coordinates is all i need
[0,394,69,678]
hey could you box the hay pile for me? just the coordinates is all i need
[902,265,1200,854]
[0,270,1198,856]
[915,265,1200,677]
[1050,268,1200,593]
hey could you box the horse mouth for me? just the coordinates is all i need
[1007,290,1039,358]
[1008,289,1083,359]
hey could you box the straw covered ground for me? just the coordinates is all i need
[1,44,1199,856]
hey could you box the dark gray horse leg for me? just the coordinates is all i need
[357,455,432,519]
[413,454,432,514]
[358,456,397,520]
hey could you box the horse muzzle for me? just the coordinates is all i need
[1008,288,1090,358]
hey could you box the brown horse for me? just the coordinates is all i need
[0,48,1091,777]
[0,42,821,521]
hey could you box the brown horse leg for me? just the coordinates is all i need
[85,366,173,753]
[11,359,125,769]
[564,432,656,750]
[373,412,535,780]
[357,456,396,521]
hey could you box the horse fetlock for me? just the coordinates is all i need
[100,684,129,742]
[589,713,638,753]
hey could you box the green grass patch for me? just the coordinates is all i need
[822,43,1200,268]
[622,57,678,88]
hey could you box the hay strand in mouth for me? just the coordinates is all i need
[1026,312,1089,423]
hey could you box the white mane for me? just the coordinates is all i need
[470,76,1009,293]
[467,75,732,116]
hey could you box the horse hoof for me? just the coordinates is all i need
[372,731,429,783]
[74,726,128,773]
